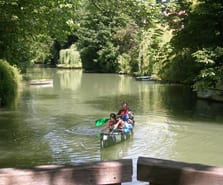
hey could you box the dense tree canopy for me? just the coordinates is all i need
[169,0,223,89]
[0,0,81,106]
[0,0,80,70]
[0,0,223,104]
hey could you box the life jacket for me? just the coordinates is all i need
[119,109,130,121]
[109,120,122,130]
[109,120,117,127]
[119,109,129,116]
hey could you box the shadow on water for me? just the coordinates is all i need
[0,111,53,168]
[90,83,223,124]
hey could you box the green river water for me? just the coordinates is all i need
[0,68,223,184]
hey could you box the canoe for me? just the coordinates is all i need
[29,79,53,85]
[135,76,152,81]
[100,127,133,148]
[135,76,154,81]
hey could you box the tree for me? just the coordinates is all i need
[0,0,80,107]
[0,0,80,70]
[169,0,223,88]
[76,0,166,74]
[76,1,130,72]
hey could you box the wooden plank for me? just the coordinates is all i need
[137,156,223,185]
[0,159,132,185]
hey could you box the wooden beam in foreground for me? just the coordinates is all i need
[137,156,223,185]
[0,159,132,185]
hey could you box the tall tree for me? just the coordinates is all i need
[170,0,223,89]
[0,0,80,70]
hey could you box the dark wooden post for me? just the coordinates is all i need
[0,159,132,185]
[137,156,223,185]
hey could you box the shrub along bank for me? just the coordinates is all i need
[0,60,22,107]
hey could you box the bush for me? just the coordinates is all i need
[0,60,21,107]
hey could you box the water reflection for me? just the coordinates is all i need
[55,70,82,91]
[0,68,223,171]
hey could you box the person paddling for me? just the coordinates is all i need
[108,113,123,132]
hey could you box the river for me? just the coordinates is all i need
[0,68,223,184]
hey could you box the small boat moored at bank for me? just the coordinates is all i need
[135,75,154,81]
[29,79,53,86]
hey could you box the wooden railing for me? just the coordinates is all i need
[0,159,132,185]
[1,157,223,185]
[137,156,223,185]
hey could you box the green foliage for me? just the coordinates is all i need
[76,5,132,72]
[172,1,223,50]
[159,49,200,84]
[1,0,222,94]
[192,47,223,90]
[97,42,119,73]
[0,60,21,107]
[77,0,166,74]
[169,0,223,89]
[58,44,82,69]
[0,0,80,70]
[29,35,54,65]
[77,11,110,72]
[114,21,139,74]
[117,53,132,74]
[136,23,173,76]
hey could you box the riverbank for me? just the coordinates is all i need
[27,64,223,104]
[197,86,223,103]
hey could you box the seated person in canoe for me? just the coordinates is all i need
[108,113,123,132]
[117,102,134,125]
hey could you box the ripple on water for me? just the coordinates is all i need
[127,120,177,159]
[44,128,100,164]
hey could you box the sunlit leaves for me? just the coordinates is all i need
[0,0,81,69]
[168,0,223,90]
[193,68,219,90]
[192,47,223,90]
[192,49,216,65]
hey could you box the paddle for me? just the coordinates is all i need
[95,117,109,127]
